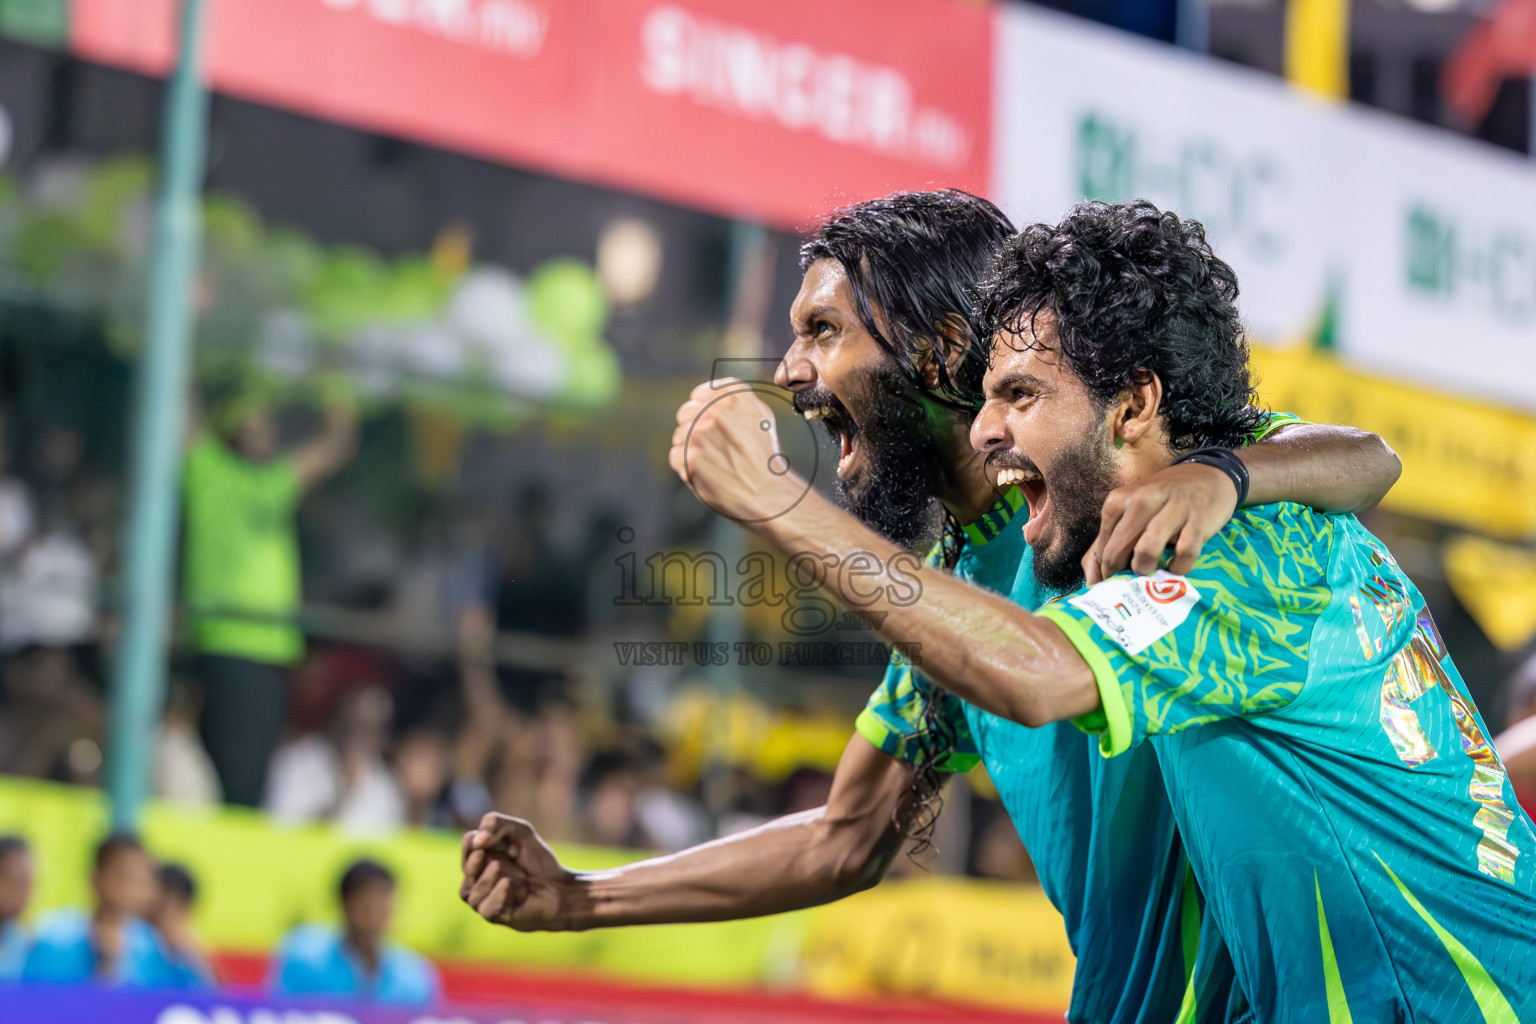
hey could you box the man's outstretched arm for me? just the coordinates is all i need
[1083,421,1401,581]
[461,734,914,931]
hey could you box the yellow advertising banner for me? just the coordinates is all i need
[0,778,1074,1008]
[1252,345,1536,539]
[798,876,1076,1013]
[0,777,801,985]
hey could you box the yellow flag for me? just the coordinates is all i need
[1442,536,1536,652]
[1285,0,1349,100]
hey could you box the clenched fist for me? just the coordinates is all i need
[668,379,801,523]
[460,814,582,932]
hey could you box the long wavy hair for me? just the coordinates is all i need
[801,189,1013,413]
[801,191,1014,853]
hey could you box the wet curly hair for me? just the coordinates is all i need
[801,189,1014,413]
[978,200,1265,451]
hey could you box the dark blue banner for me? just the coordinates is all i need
[0,984,616,1024]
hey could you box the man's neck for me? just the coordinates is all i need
[928,414,1002,527]
[1112,430,1179,491]
[89,908,128,976]
[346,930,382,974]
[157,916,193,952]
[92,906,127,929]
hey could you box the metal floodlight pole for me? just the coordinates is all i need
[105,0,211,830]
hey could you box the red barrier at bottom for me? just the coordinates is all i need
[211,951,1064,1024]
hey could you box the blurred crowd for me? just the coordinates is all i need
[0,398,1037,881]
[5,385,1536,896]
[0,832,438,1006]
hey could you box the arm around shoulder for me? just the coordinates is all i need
[1241,422,1400,514]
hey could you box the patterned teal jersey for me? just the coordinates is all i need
[1042,501,1536,1023]
[856,410,1303,1024]
[856,485,1209,1024]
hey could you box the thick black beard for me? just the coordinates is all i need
[1031,434,1119,594]
[800,368,945,551]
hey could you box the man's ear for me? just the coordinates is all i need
[1112,369,1163,447]
[917,314,971,391]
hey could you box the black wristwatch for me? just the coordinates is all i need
[1171,447,1250,507]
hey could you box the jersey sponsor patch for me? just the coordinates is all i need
[1068,571,1201,655]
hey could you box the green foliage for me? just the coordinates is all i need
[527,257,607,349]
[559,343,622,408]
[303,245,388,338]
[0,156,623,426]
[264,228,324,291]
[77,158,151,249]
[525,258,620,407]
[378,255,452,322]
[9,157,148,284]
[11,209,87,281]
[202,194,265,256]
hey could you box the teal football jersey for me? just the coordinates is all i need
[1042,502,1536,1022]
[857,412,1305,1023]
[857,485,1213,1024]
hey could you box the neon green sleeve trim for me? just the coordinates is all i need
[1038,607,1132,757]
[936,753,981,774]
[853,707,980,773]
[1249,410,1308,444]
[854,707,895,757]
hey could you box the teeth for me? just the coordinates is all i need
[837,451,854,479]
[802,406,833,422]
[996,467,1027,487]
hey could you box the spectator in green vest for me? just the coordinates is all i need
[182,392,357,806]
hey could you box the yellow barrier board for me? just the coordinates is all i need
[1442,535,1536,651]
[800,877,1076,1012]
[0,777,1075,1006]
[1253,345,1536,539]
[0,777,796,984]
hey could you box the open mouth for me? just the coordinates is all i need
[994,465,1051,547]
[803,398,863,482]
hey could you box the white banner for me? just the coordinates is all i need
[1335,115,1536,408]
[993,4,1536,412]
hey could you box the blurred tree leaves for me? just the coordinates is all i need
[0,155,621,424]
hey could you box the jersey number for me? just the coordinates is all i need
[1352,552,1518,883]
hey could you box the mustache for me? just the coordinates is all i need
[984,449,1039,474]
[792,387,842,416]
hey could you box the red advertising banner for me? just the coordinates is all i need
[71,0,586,179]
[2,979,1064,1024]
[588,0,991,226]
[69,0,990,228]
